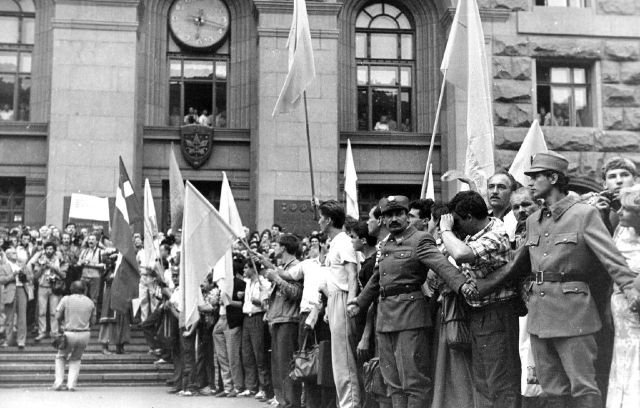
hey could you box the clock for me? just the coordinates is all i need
[169,0,230,50]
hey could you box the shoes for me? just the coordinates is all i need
[238,389,256,397]
[153,358,168,365]
[17,345,24,350]
[115,345,125,354]
[167,388,181,394]
[198,386,213,396]
[255,390,267,400]
[267,397,279,406]
[214,390,229,397]
[226,390,238,398]
[68,388,76,392]
[178,390,195,397]
[50,384,68,391]
[102,348,113,355]
[0,342,8,348]
[35,334,47,342]
[165,379,175,387]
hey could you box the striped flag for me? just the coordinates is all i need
[272,0,315,116]
[110,157,142,313]
[142,178,159,268]
[441,0,495,195]
[344,139,359,220]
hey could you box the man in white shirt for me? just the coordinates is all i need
[318,200,361,408]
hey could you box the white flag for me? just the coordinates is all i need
[509,120,548,187]
[344,139,359,220]
[441,0,495,195]
[180,182,238,331]
[212,172,245,298]
[142,179,159,268]
[426,164,435,200]
[272,0,316,115]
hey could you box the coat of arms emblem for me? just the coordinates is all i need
[180,124,213,169]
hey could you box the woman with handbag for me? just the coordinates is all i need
[52,280,95,391]
[0,246,34,349]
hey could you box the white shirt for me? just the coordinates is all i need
[323,232,358,292]
[288,258,327,313]
[242,276,271,315]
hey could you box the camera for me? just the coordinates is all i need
[600,190,622,212]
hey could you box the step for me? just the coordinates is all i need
[0,382,167,388]
[0,343,154,354]
[0,371,172,384]
[1,363,174,373]
[0,353,162,363]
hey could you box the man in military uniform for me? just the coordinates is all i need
[476,152,640,408]
[347,196,476,408]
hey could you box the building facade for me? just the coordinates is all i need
[1,0,639,233]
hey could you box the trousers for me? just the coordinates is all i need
[213,315,243,392]
[4,288,28,346]
[242,312,270,392]
[37,286,60,335]
[270,322,301,408]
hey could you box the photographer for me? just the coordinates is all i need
[76,233,104,305]
[586,157,637,235]
[28,242,65,341]
[0,247,34,349]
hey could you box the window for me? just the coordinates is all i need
[536,64,591,127]
[0,177,25,226]
[534,0,587,6]
[356,3,414,132]
[0,0,34,122]
[168,36,229,127]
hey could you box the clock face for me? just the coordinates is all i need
[169,0,230,50]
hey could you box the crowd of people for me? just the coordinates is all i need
[1,154,640,408]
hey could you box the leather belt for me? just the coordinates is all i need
[64,329,90,332]
[530,272,585,285]
[380,284,422,299]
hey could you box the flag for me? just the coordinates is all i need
[272,0,315,116]
[426,164,435,200]
[344,139,359,219]
[509,119,548,187]
[169,144,185,233]
[142,178,159,268]
[180,181,238,330]
[110,157,142,313]
[441,0,494,195]
[212,172,245,298]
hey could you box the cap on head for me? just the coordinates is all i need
[378,195,410,215]
[524,152,569,177]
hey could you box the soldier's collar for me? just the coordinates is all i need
[388,225,417,245]
[538,194,579,222]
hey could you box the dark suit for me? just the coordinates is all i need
[507,195,638,407]
[357,226,466,407]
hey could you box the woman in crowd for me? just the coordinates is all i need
[52,280,95,391]
[607,185,640,407]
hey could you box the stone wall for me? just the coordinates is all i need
[488,3,640,186]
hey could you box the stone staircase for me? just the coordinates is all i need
[0,327,173,388]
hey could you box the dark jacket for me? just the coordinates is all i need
[227,276,246,329]
[357,225,467,332]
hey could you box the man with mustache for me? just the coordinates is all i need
[487,171,519,244]
[510,187,539,249]
[347,196,477,408]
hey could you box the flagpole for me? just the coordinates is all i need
[420,75,447,199]
[303,91,319,219]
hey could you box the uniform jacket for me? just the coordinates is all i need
[357,225,467,332]
[0,261,34,304]
[509,194,637,338]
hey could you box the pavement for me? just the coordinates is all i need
[0,387,269,408]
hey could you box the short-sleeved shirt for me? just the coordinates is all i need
[461,217,515,307]
[288,258,327,313]
[324,232,358,292]
[56,294,95,331]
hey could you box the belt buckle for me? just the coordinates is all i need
[380,286,386,299]
[535,271,544,285]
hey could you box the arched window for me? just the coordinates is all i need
[356,3,414,132]
[0,0,34,122]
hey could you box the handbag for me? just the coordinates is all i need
[50,277,66,296]
[51,333,67,350]
[363,357,387,396]
[289,332,319,382]
[442,292,471,350]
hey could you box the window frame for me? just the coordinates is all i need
[535,61,593,128]
[355,2,415,132]
[534,0,588,7]
[0,0,34,122]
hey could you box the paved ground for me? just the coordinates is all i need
[0,387,268,408]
